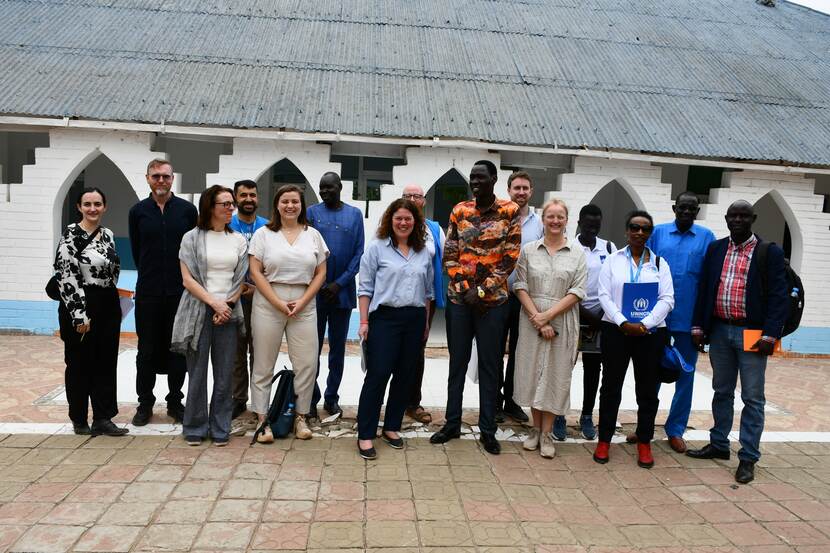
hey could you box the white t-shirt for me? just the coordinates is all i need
[205,230,248,296]
[249,226,329,285]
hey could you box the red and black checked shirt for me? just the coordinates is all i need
[714,235,758,320]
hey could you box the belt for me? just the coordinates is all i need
[716,317,747,326]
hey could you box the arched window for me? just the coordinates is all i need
[582,179,643,248]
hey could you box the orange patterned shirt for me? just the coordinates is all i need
[444,198,521,306]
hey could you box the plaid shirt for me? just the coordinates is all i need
[714,234,758,320]
[444,198,521,306]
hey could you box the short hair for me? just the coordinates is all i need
[146,158,172,175]
[76,187,107,207]
[507,170,532,188]
[675,190,699,204]
[233,179,258,194]
[266,185,308,232]
[579,203,602,219]
[541,198,569,219]
[473,160,498,178]
[376,199,426,252]
[320,171,342,187]
[197,185,234,232]
[625,209,654,228]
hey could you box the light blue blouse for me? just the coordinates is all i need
[358,238,434,314]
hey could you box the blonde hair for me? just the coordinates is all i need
[541,198,569,219]
[146,158,172,174]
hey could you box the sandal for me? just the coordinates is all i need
[407,406,432,424]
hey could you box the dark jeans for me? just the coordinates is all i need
[444,300,508,436]
[581,351,602,416]
[231,294,254,407]
[183,310,237,440]
[58,286,120,424]
[312,301,351,406]
[598,322,666,443]
[357,306,425,440]
[134,295,186,409]
[406,337,429,410]
[498,293,521,408]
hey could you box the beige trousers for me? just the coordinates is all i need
[250,283,318,415]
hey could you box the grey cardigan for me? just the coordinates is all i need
[171,228,248,355]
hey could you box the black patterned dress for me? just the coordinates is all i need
[54,224,121,425]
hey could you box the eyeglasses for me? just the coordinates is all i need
[628,223,653,233]
[214,201,237,209]
[149,173,173,181]
[402,194,425,201]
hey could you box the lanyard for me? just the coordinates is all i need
[626,247,646,283]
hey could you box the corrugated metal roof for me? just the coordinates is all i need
[0,0,829,165]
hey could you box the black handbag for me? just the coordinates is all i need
[45,226,101,301]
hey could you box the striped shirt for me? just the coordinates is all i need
[444,198,521,306]
[714,235,758,320]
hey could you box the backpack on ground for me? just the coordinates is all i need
[251,368,296,443]
[756,241,805,337]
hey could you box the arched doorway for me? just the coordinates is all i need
[753,191,802,271]
[425,168,469,230]
[255,158,317,218]
[582,179,641,248]
[60,154,139,269]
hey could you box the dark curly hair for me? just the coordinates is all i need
[376,199,426,251]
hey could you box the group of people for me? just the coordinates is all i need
[54,157,788,484]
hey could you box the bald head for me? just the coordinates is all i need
[725,200,756,243]
[402,184,426,210]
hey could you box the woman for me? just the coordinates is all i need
[593,210,674,468]
[356,199,433,460]
[171,185,248,446]
[513,199,587,458]
[55,187,128,437]
[248,185,328,442]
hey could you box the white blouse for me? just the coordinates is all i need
[249,226,329,285]
[205,230,248,296]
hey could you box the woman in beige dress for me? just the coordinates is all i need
[513,199,587,458]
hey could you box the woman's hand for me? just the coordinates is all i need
[210,298,232,319]
[286,298,308,318]
[270,298,291,316]
[529,310,550,330]
[358,322,369,341]
[539,324,556,340]
[621,322,648,336]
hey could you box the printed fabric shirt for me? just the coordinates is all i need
[307,202,365,309]
[54,224,120,326]
[444,198,521,306]
[714,234,758,320]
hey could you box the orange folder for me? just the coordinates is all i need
[742,329,782,354]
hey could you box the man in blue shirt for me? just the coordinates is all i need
[307,172,364,419]
[641,191,715,452]
[229,179,268,423]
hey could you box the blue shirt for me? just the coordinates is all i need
[229,214,268,242]
[358,238,434,314]
[647,221,715,332]
[508,209,545,290]
[307,202,365,309]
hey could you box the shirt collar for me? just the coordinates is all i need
[522,210,538,226]
[575,234,601,253]
[730,234,757,249]
[534,238,571,252]
[670,220,696,235]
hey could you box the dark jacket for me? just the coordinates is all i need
[693,235,789,339]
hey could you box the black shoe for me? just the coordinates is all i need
[131,405,152,426]
[494,407,506,424]
[231,402,247,420]
[503,401,529,423]
[479,433,501,455]
[735,460,756,484]
[429,426,461,444]
[166,403,185,424]
[685,443,730,460]
[323,401,343,417]
[91,419,129,437]
[308,405,319,421]
[72,422,91,435]
[185,435,202,446]
[358,442,377,460]
[381,432,404,449]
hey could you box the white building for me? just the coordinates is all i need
[1,0,829,353]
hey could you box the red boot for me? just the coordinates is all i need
[637,441,654,469]
[593,441,610,464]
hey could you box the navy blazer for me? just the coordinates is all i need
[693,235,789,339]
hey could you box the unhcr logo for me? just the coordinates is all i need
[630,297,652,318]
[633,297,650,311]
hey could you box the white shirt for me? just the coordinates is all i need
[424,223,446,260]
[508,209,545,290]
[577,234,617,313]
[598,246,675,330]
[249,226,329,285]
[205,231,248,295]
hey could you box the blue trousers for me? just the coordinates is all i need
[707,321,768,462]
[662,332,699,438]
[312,301,352,406]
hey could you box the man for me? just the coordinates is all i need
[128,159,198,425]
[640,192,714,453]
[498,171,543,425]
[430,160,521,455]
[573,204,616,441]
[307,172,364,419]
[400,184,446,425]
[686,200,788,484]
[229,179,268,424]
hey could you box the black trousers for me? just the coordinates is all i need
[581,351,602,416]
[357,306,425,440]
[597,322,666,443]
[444,301,508,436]
[406,337,429,410]
[134,295,186,408]
[498,293,521,408]
[58,286,120,424]
[231,294,254,407]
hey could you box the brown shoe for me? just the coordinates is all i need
[405,406,432,424]
[625,433,638,444]
[668,436,687,453]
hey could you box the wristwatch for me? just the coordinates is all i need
[477,286,485,299]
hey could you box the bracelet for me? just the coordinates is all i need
[360,320,369,324]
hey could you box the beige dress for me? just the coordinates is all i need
[512,238,587,414]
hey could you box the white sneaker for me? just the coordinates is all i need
[256,426,274,444]
[230,417,256,437]
[540,432,557,459]
[523,427,540,451]
[294,414,312,440]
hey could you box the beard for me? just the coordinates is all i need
[238,202,257,214]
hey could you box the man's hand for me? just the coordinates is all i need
[241,282,255,297]
[692,333,706,352]
[321,282,342,303]
[462,287,479,307]
[752,339,775,356]
[358,322,368,341]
